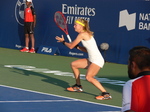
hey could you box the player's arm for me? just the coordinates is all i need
[56,34,87,52]
[75,46,87,52]
[68,34,87,52]
[55,35,78,49]
[33,15,36,27]
[31,7,36,27]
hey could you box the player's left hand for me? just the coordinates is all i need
[55,35,65,43]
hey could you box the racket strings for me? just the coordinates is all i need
[54,11,71,42]
[55,13,66,29]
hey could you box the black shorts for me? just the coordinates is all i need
[24,22,34,34]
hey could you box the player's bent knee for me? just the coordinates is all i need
[86,75,93,82]
[70,62,74,67]
[70,61,77,68]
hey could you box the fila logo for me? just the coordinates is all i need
[119,10,136,31]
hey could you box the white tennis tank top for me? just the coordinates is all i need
[81,37,104,67]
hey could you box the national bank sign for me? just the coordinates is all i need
[119,9,150,31]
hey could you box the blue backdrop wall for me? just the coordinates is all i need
[0,0,150,64]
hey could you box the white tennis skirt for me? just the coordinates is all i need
[88,55,104,68]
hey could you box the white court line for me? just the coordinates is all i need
[0,100,78,103]
[0,84,121,109]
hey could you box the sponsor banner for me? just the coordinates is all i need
[119,9,150,31]
[1,0,150,64]
[37,46,60,55]
[59,48,88,58]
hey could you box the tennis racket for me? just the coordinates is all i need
[54,11,72,42]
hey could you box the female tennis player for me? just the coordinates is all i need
[55,19,112,100]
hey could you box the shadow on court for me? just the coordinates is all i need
[10,68,70,89]
[8,68,100,97]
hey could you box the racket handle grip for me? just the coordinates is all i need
[67,35,72,43]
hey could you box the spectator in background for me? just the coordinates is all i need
[20,0,36,53]
[122,46,150,112]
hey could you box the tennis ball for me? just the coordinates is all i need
[100,43,109,50]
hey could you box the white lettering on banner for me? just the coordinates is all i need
[139,22,150,30]
[66,16,90,24]
[138,13,150,30]
[15,44,24,48]
[69,52,84,56]
[74,17,90,22]
[139,13,150,21]
[62,4,95,16]
[66,16,74,24]
[4,65,126,86]
[41,47,52,53]
[62,4,95,24]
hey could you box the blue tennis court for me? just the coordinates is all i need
[0,85,121,112]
